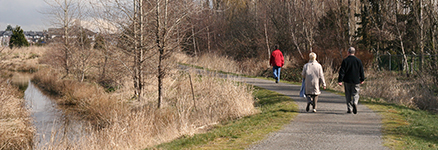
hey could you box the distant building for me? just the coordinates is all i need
[0,30,48,47]
[24,31,47,44]
[1,22,96,47]
[0,31,12,47]
[48,25,96,42]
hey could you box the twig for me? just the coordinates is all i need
[188,73,196,110]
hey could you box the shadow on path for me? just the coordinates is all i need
[180,66,388,150]
[228,77,388,150]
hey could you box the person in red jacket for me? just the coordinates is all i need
[270,45,284,83]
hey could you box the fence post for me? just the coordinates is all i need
[411,55,414,74]
[387,51,391,71]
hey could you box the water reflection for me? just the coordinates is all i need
[23,80,87,147]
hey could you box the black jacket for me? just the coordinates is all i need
[338,55,365,84]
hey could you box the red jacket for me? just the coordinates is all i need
[270,49,284,67]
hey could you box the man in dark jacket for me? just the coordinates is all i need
[270,45,284,83]
[338,47,365,114]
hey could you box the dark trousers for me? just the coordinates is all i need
[306,94,319,109]
[344,82,360,110]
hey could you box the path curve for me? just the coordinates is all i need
[229,77,388,150]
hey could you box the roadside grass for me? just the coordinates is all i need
[361,98,438,150]
[324,89,438,150]
[150,86,299,150]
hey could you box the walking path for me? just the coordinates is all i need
[228,77,388,150]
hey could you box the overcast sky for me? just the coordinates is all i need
[0,0,49,31]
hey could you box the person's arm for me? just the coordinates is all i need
[281,52,284,67]
[301,64,306,80]
[320,65,326,89]
[359,60,365,84]
[338,60,346,86]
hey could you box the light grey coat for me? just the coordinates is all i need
[302,60,326,95]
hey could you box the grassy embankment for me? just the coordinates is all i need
[18,46,257,149]
[0,47,40,150]
[5,47,259,149]
[151,86,298,149]
[180,53,438,150]
[362,98,438,149]
[30,68,259,149]
[0,77,35,150]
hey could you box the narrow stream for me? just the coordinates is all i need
[12,73,87,147]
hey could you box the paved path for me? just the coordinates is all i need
[227,77,388,150]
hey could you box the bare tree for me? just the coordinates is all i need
[154,0,193,108]
[96,0,154,100]
[386,0,409,74]
[96,0,193,105]
[44,0,79,78]
[73,2,95,82]
[415,0,426,69]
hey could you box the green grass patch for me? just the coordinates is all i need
[362,99,438,150]
[149,86,298,150]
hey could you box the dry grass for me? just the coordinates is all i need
[0,46,47,72]
[324,65,438,111]
[177,52,438,112]
[0,78,35,150]
[176,53,285,76]
[31,66,256,149]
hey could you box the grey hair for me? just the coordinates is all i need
[309,52,317,60]
[348,47,356,54]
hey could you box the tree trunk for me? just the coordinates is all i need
[264,23,270,60]
[419,0,425,70]
[156,0,168,108]
[63,0,70,78]
[395,0,409,76]
[133,0,140,99]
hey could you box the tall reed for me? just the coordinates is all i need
[0,78,35,150]
[0,46,46,72]
[177,53,273,76]
[31,67,256,149]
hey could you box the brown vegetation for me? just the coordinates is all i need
[0,78,34,150]
[0,46,46,72]
[187,53,438,113]
[0,47,43,150]
[30,62,256,149]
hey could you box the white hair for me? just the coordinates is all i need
[309,52,317,60]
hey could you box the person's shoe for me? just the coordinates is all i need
[313,109,316,113]
[347,109,352,113]
[352,104,357,114]
[306,103,310,112]
[275,80,278,83]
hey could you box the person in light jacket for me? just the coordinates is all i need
[302,52,326,112]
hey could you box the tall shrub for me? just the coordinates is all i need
[9,26,29,49]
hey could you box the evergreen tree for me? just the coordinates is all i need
[5,25,14,31]
[9,26,29,49]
